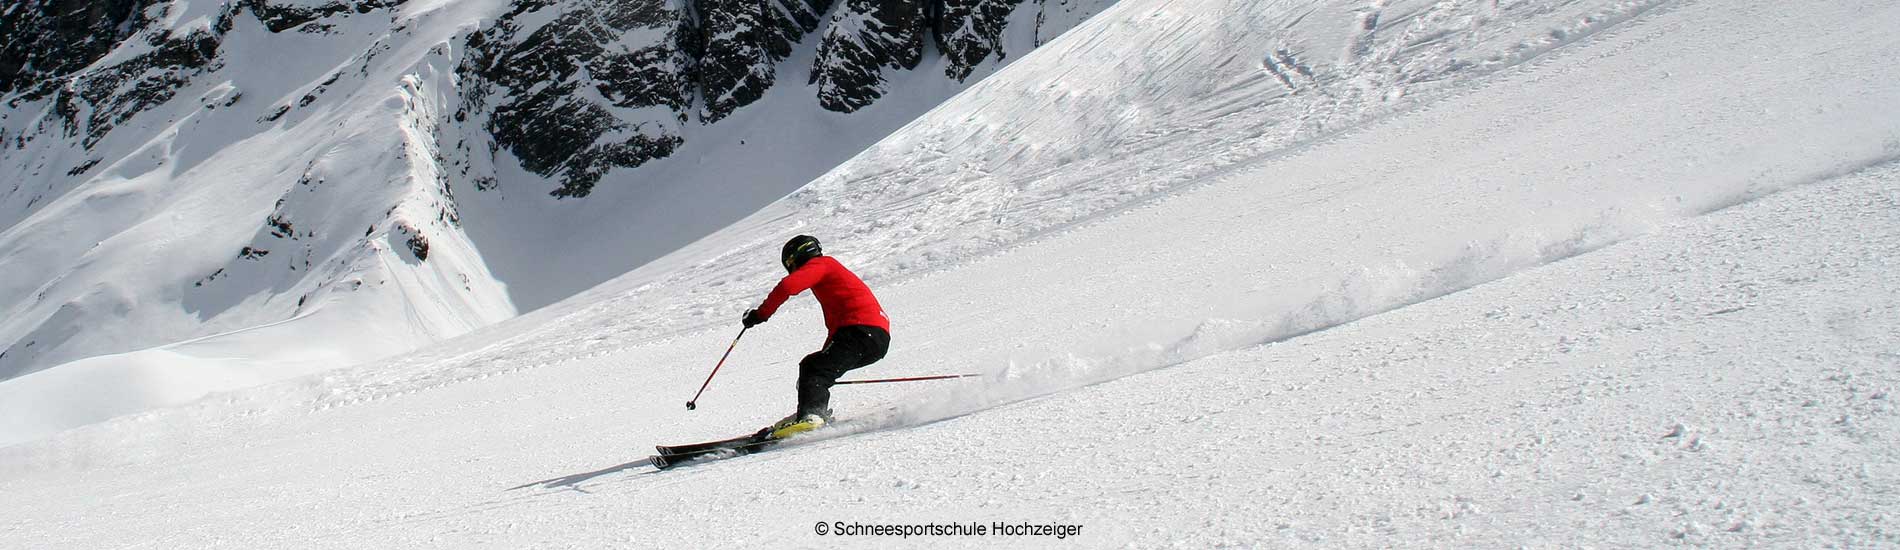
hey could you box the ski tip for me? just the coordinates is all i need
[650,455,671,470]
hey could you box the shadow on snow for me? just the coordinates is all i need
[507,457,656,492]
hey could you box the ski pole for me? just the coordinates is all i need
[686,326,748,410]
[833,373,982,385]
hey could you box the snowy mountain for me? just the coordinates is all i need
[2,0,1898,546]
[0,0,1109,425]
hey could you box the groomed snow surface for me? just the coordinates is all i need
[3,0,1899,547]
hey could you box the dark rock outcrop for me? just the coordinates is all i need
[0,0,159,97]
[56,10,237,148]
[0,0,220,150]
[691,0,834,122]
[809,0,928,113]
[460,0,694,198]
[935,0,1025,81]
[243,0,409,33]
[455,0,1097,198]
[5,0,415,150]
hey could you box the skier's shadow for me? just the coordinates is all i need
[507,457,656,492]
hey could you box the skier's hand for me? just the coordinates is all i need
[742,309,766,328]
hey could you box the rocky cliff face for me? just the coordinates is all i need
[809,0,928,112]
[459,0,694,198]
[2,0,235,152]
[691,0,833,122]
[458,0,1106,197]
[934,0,1024,81]
[0,0,157,96]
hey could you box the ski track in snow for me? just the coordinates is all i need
[2,0,1899,546]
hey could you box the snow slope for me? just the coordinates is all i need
[0,0,1112,438]
[0,0,520,426]
[2,0,1898,547]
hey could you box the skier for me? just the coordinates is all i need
[744,235,891,439]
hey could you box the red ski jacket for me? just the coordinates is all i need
[755,256,889,335]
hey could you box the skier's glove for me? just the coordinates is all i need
[742,309,766,328]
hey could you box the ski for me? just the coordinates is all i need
[654,427,772,456]
[654,418,856,469]
[650,437,782,470]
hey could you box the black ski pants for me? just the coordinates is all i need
[797,325,890,418]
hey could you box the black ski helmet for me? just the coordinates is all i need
[781,235,822,272]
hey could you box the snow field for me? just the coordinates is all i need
[1,0,1897,547]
